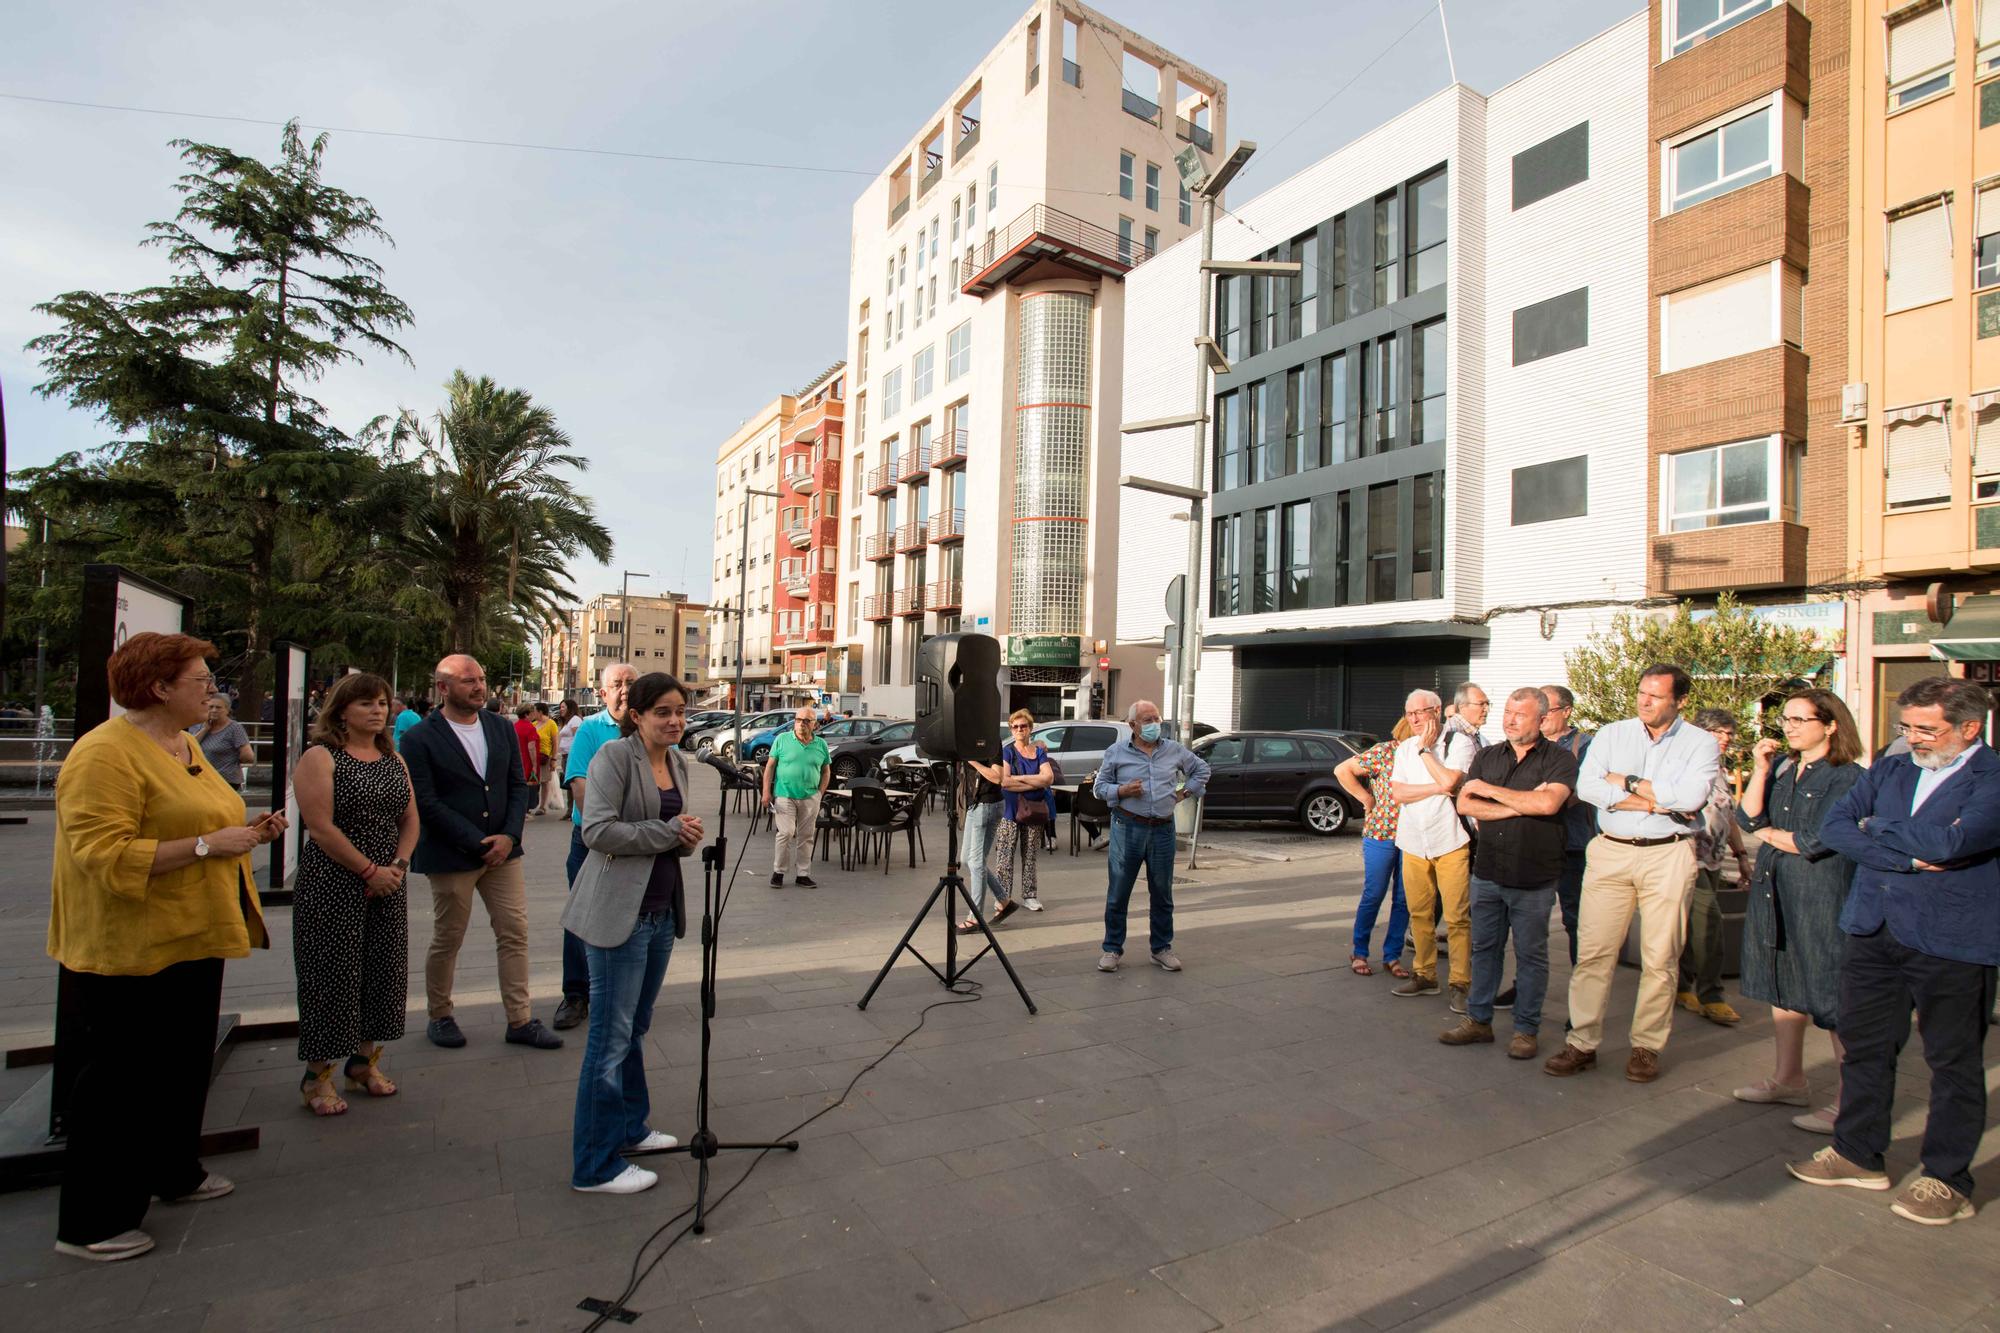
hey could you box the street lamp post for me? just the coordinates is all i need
[618,569,650,669]
[1121,140,1296,735]
[730,487,781,757]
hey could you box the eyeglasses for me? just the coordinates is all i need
[182,672,216,688]
[1405,707,1439,719]
[1779,714,1824,727]
[1896,722,1954,740]
[1009,722,1034,731]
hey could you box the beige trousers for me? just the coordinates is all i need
[772,795,821,878]
[1403,846,1472,987]
[425,858,532,1026]
[1565,835,1696,1054]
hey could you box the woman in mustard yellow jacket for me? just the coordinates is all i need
[48,633,285,1263]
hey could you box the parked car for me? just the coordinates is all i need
[1299,728,1381,757]
[1190,730,1360,835]
[883,720,1133,804]
[743,714,898,761]
[824,719,916,780]
[683,709,792,756]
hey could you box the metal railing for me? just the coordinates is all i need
[892,586,925,616]
[862,593,893,621]
[865,531,897,561]
[867,461,896,494]
[957,203,1155,289]
[896,443,932,480]
[1176,117,1213,152]
[927,578,963,610]
[927,507,965,542]
[1122,89,1161,125]
[936,427,968,465]
[895,520,926,553]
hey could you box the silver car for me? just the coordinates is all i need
[884,719,1132,781]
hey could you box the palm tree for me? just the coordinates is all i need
[371,371,612,653]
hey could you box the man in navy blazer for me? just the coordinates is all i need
[1786,676,1998,1226]
[402,654,560,1051]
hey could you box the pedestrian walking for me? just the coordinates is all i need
[401,655,559,1051]
[48,633,285,1262]
[1678,708,1753,1027]
[190,694,255,790]
[557,665,636,1031]
[1731,688,1864,1132]
[763,706,831,889]
[955,754,1014,931]
[556,700,582,813]
[1440,688,1577,1060]
[532,702,560,815]
[1336,717,1414,978]
[1093,700,1209,972]
[1785,676,1998,1226]
[565,672,699,1195]
[289,672,415,1117]
[1387,690,1476,1008]
[1545,664,1717,1083]
[992,710,1056,912]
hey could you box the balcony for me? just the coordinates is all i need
[927,578,963,610]
[888,195,910,226]
[920,156,943,197]
[935,427,968,467]
[955,118,981,161]
[790,457,839,497]
[783,573,810,598]
[792,416,820,443]
[1062,58,1080,87]
[784,521,811,550]
[927,507,965,543]
[959,203,1154,297]
[1176,117,1213,153]
[893,586,926,617]
[862,593,893,621]
[896,442,932,481]
[1122,89,1161,125]
[867,461,896,495]
[895,520,927,553]
[865,531,898,562]
[1027,63,1040,90]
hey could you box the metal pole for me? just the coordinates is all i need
[33,516,47,722]
[1175,192,1218,736]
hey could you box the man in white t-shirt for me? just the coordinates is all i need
[1389,688,1477,1011]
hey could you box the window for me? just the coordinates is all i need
[1982,0,2000,74]
[1513,287,1590,365]
[1281,501,1312,609]
[1330,215,1350,320]
[882,366,902,417]
[946,321,971,379]
[1144,226,1159,256]
[1888,2,1955,110]
[1668,0,1774,57]
[1215,274,1247,362]
[873,624,891,684]
[1413,318,1446,445]
[1291,228,1319,338]
[1662,436,1792,529]
[967,182,977,233]
[1211,513,1242,614]
[1976,398,2000,479]
[1119,151,1134,200]
[1248,379,1277,482]
[1367,335,1399,452]
[1888,203,1953,312]
[930,219,940,259]
[1668,104,1773,211]
[1118,216,1134,263]
[850,516,861,569]
[951,197,961,241]
[1214,390,1244,490]
[1886,408,1953,508]
[1366,483,1398,603]
[912,346,934,400]
[1513,122,1589,209]
[1179,182,1192,225]
[1406,168,1446,296]
[1252,506,1279,611]
[1980,187,2000,289]
[989,163,998,218]
[1145,161,1160,211]
[1410,475,1438,599]
[1063,15,1082,85]
[1372,191,1399,306]
[1512,456,1589,525]
[1321,352,1349,465]
[1284,368,1308,474]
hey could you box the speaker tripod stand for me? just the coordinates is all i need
[858,761,1036,1014]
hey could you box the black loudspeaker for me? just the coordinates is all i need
[915,632,1002,761]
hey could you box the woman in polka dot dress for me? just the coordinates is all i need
[290,673,417,1116]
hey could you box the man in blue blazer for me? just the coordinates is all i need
[402,654,560,1051]
[1787,676,1997,1227]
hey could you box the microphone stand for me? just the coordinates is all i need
[649,748,797,1235]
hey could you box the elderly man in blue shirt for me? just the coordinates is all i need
[1093,700,1210,974]
[1544,663,1718,1085]
[1785,675,2000,1228]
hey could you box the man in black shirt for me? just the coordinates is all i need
[1440,687,1578,1059]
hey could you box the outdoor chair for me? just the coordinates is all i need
[1069,786,1112,856]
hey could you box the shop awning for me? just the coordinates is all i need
[1931,595,2000,661]
[1203,620,1489,648]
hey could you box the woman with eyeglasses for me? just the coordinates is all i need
[48,633,285,1262]
[1732,687,1864,1133]
[989,709,1056,914]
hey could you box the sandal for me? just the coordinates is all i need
[956,918,982,935]
[1384,961,1413,980]
[301,1065,349,1117]
[992,900,1020,924]
[343,1048,397,1098]
[1349,955,1374,977]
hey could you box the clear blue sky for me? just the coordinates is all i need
[0,0,1635,611]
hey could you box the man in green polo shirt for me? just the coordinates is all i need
[762,706,831,889]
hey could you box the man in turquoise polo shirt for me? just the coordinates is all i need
[762,705,831,889]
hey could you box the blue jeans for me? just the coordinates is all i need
[563,826,591,1000]
[961,799,1008,916]
[1468,876,1555,1034]
[572,910,675,1187]
[1352,838,1408,965]
[1103,816,1176,956]
[1556,848,1587,966]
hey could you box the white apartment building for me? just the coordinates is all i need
[836,2,1225,719]
[1118,13,1650,737]
[710,396,787,710]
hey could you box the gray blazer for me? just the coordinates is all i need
[561,736,695,948]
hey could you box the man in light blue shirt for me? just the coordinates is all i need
[553,662,636,1030]
[391,697,422,752]
[1546,663,1718,1085]
[1092,700,1210,973]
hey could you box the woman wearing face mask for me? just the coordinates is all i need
[564,672,703,1194]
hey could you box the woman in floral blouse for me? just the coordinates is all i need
[1335,717,1414,978]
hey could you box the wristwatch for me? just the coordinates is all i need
[194,835,212,858]
[1622,774,1641,795]
[392,857,410,873]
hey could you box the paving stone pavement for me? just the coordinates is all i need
[0,764,1996,1331]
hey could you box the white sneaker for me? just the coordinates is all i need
[1089,835,1109,851]
[624,1130,679,1154]
[1024,896,1043,912]
[155,1172,233,1203]
[55,1229,154,1262]
[574,1164,658,1195]
[1098,952,1120,972]
[1152,949,1183,972]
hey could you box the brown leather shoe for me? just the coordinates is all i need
[1438,1019,1493,1046]
[1543,1043,1597,1077]
[1507,1032,1538,1060]
[1625,1047,1661,1083]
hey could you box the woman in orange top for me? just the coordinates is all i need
[48,633,285,1263]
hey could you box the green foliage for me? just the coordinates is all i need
[1564,593,1835,762]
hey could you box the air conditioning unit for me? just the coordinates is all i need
[1841,382,1869,424]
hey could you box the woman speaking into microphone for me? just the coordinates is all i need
[564,672,702,1194]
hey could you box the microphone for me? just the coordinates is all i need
[696,749,755,791]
